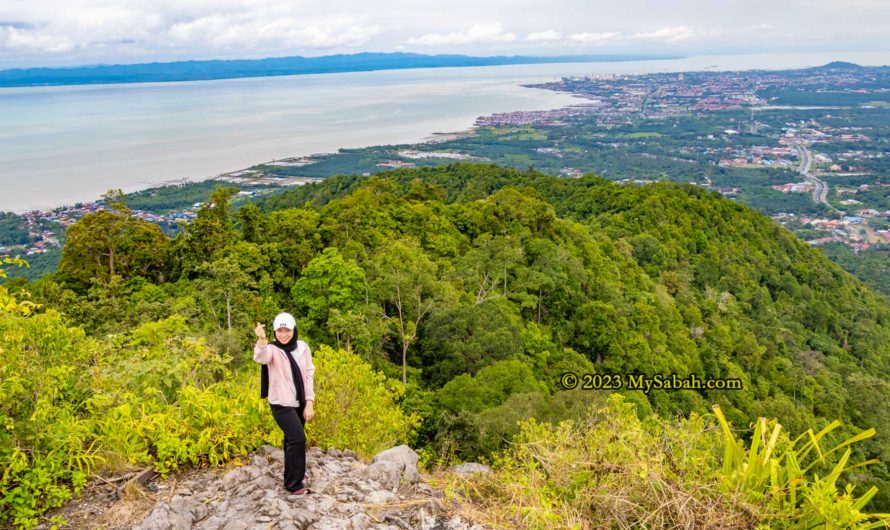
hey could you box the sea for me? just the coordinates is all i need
[2,50,889,213]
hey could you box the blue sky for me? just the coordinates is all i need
[1,0,888,68]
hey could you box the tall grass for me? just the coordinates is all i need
[441,394,890,529]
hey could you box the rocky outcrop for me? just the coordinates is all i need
[370,445,421,484]
[133,445,485,530]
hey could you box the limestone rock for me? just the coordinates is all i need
[362,460,403,491]
[371,445,420,484]
[127,445,481,530]
[364,490,399,504]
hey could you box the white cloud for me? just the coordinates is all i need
[631,26,699,43]
[0,2,164,55]
[0,25,75,53]
[737,23,771,33]
[526,30,561,41]
[0,1,382,62]
[568,31,621,43]
[406,23,518,46]
[0,0,888,67]
[167,14,380,50]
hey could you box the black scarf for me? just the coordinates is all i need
[260,331,306,409]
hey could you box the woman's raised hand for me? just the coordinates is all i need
[254,322,266,340]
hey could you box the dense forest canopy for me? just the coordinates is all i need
[3,164,890,527]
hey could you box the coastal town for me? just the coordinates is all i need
[2,63,888,274]
[0,202,195,259]
[0,169,322,261]
[466,63,890,252]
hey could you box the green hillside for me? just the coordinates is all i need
[264,164,890,442]
[3,164,890,528]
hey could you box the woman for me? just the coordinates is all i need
[253,312,315,495]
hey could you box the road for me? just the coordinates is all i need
[640,91,651,118]
[789,140,842,214]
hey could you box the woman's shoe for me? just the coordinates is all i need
[284,482,309,495]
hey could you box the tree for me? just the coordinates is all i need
[421,298,524,386]
[195,255,257,354]
[571,300,622,366]
[262,208,323,283]
[173,187,238,274]
[291,247,366,343]
[455,234,525,305]
[234,202,264,244]
[58,192,170,289]
[437,360,548,414]
[370,238,451,384]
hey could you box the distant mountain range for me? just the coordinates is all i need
[0,52,681,88]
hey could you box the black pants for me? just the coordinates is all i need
[269,404,306,491]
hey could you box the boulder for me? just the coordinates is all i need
[362,460,403,491]
[371,445,420,484]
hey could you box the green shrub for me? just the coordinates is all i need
[0,285,414,528]
[308,345,419,458]
[0,277,100,528]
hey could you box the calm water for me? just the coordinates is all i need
[2,50,889,213]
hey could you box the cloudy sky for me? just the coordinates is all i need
[1,0,888,68]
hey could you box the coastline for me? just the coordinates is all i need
[0,126,483,217]
[4,51,890,214]
[0,65,583,214]
[4,56,890,287]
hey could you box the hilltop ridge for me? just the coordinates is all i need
[4,164,890,528]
